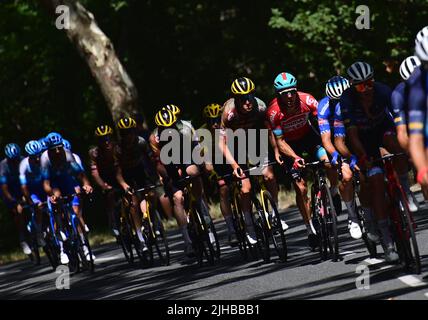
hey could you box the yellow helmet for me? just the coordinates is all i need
[231,77,255,95]
[164,104,181,116]
[95,125,113,137]
[155,108,177,127]
[116,117,137,130]
[203,103,223,119]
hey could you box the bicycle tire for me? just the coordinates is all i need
[194,201,216,266]
[311,185,325,259]
[231,192,248,260]
[261,191,287,262]
[118,206,134,264]
[252,196,270,263]
[152,210,170,266]
[356,203,377,258]
[323,185,339,261]
[397,189,421,274]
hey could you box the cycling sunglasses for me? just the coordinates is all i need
[207,117,221,125]
[279,88,297,96]
[353,78,374,92]
[235,93,255,103]
[98,135,112,143]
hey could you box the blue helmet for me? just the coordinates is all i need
[274,72,297,92]
[25,140,43,156]
[325,76,350,99]
[45,132,63,148]
[4,143,21,159]
[38,138,49,152]
[62,139,71,151]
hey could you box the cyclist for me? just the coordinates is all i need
[0,143,30,255]
[317,76,362,239]
[266,72,336,249]
[89,125,121,236]
[219,77,284,246]
[201,103,239,246]
[340,61,410,262]
[41,132,94,264]
[150,107,210,256]
[19,140,47,247]
[408,27,428,190]
[115,117,169,255]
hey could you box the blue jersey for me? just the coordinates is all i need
[407,66,428,136]
[391,82,408,127]
[0,158,24,200]
[19,157,43,188]
[317,96,346,137]
[340,82,394,132]
[0,158,22,189]
[40,150,83,194]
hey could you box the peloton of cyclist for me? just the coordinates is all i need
[339,61,412,262]
[41,132,94,264]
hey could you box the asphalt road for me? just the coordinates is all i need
[1,192,428,300]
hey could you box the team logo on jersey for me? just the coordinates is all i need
[280,114,309,132]
[306,96,318,107]
[269,110,277,124]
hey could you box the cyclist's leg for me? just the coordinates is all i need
[215,164,235,238]
[340,162,362,238]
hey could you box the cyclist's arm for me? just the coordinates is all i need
[218,109,240,170]
[275,137,300,160]
[334,136,352,158]
[1,183,15,203]
[43,179,53,196]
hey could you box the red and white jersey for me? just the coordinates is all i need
[267,92,318,142]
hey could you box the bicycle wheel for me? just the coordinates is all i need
[397,189,421,274]
[231,192,248,260]
[356,202,377,258]
[252,197,270,263]
[194,202,216,266]
[77,230,95,273]
[118,207,134,264]
[200,199,221,260]
[43,236,59,270]
[261,191,287,262]
[322,185,339,261]
[152,210,170,266]
[310,186,325,259]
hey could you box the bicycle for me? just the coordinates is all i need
[304,160,339,261]
[49,193,95,273]
[179,175,220,266]
[221,162,288,263]
[135,184,170,267]
[115,188,152,266]
[21,201,48,266]
[371,153,421,274]
[336,157,377,258]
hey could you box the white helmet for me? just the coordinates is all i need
[415,26,428,62]
[347,61,374,84]
[399,56,421,80]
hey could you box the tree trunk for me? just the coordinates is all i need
[38,0,138,122]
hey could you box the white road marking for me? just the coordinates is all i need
[424,292,428,298]
[364,258,385,264]
[95,255,123,262]
[397,275,425,287]
[0,272,5,276]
